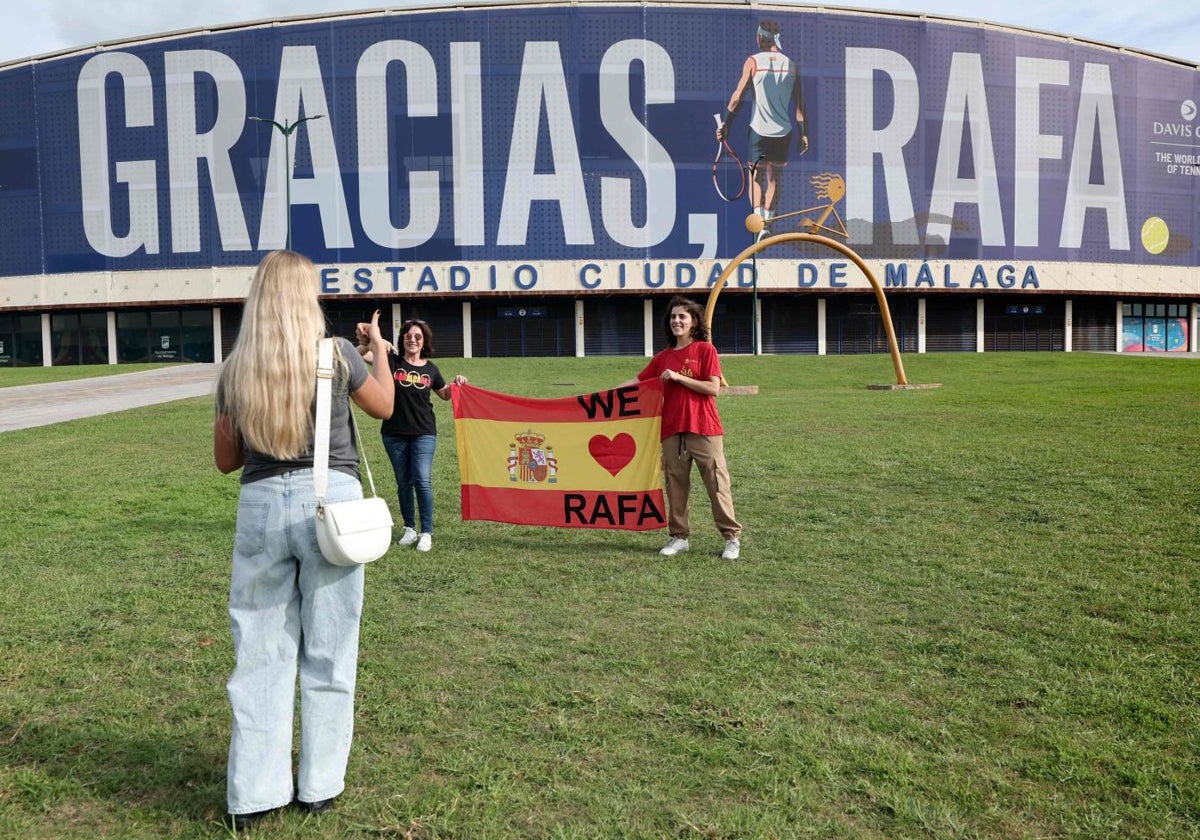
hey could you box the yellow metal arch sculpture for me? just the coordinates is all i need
[703,231,909,387]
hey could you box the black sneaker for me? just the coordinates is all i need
[297,795,338,815]
[223,808,275,831]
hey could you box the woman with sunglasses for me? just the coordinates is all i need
[357,318,466,552]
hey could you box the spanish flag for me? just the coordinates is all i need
[451,381,666,530]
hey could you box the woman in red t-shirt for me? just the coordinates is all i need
[636,296,742,560]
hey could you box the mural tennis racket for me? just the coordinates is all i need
[711,113,745,202]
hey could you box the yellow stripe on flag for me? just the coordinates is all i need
[457,416,662,491]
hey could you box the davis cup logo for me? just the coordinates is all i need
[1183,100,1197,121]
[508,430,558,483]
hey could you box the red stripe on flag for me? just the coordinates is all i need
[452,380,663,424]
[461,485,667,531]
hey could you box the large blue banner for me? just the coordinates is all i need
[0,4,1196,285]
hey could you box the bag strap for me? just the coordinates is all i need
[350,403,380,498]
[313,337,379,504]
[313,338,335,503]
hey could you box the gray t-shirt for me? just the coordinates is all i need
[218,337,370,484]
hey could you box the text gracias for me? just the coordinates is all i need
[78,40,1129,258]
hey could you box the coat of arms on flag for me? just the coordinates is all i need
[451,381,666,530]
[508,431,557,483]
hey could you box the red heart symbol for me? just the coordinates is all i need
[589,433,636,477]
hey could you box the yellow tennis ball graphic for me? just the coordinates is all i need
[1141,217,1169,255]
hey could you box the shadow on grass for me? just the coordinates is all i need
[2,715,226,821]
[446,530,658,557]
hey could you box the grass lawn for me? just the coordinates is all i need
[0,352,1197,838]
[0,363,168,388]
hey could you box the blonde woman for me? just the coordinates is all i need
[213,251,394,830]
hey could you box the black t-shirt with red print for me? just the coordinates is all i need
[380,352,446,437]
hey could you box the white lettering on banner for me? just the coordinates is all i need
[259,46,352,250]
[1061,63,1128,250]
[1014,57,1068,247]
[497,42,594,246]
[927,53,1003,247]
[75,37,1137,261]
[165,50,251,253]
[845,48,920,246]
[78,53,161,256]
[845,49,1129,251]
[357,41,440,249]
[451,42,486,247]
[1153,122,1196,138]
[600,40,676,247]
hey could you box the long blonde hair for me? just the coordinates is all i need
[218,250,330,460]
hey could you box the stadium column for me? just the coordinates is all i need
[1191,303,1199,352]
[976,299,985,353]
[574,300,585,358]
[1115,301,1123,352]
[1064,300,1073,353]
[390,303,403,346]
[917,298,926,354]
[212,308,223,363]
[461,301,473,359]
[40,314,51,368]
[642,299,654,357]
[106,312,117,364]
[817,298,827,356]
[754,297,762,356]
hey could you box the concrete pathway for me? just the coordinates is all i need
[0,364,221,433]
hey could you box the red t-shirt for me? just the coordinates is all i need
[638,340,724,439]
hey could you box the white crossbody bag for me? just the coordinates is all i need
[313,337,393,566]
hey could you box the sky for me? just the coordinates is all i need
[0,0,1197,66]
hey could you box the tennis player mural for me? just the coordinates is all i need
[715,19,809,240]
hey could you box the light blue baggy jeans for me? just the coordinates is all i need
[226,468,365,815]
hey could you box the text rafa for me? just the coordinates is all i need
[564,493,665,528]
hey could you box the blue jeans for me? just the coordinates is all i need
[226,469,364,815]
[382,433,437,534]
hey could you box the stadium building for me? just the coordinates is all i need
[0,0,1196,365]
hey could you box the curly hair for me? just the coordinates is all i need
[399,319,435,358]
[661,296,710,347]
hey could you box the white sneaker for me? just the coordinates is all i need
[398,527,418,546]
[721,539,741,560]
[416,533,432,552]
[659,537,689,557]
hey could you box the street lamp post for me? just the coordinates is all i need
[250,114,325,251]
